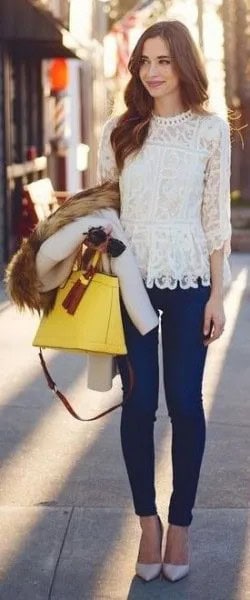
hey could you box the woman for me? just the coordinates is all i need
[97,20,231,582]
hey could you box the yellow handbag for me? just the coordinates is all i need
[33,250,133,421]
[33,251,127,355]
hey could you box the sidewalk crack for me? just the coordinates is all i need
[208,420,250,429]
[48,506,74,600]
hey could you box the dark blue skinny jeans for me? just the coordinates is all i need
[116,280,211,527]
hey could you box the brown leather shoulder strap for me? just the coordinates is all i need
[38,349,133,421]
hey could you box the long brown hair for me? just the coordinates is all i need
[111,20,209,171]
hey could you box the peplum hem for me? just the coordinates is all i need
[145,273,211,290]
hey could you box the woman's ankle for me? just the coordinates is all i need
[139,514,158,521]
[139,514,159,530]
[168,523,189,531]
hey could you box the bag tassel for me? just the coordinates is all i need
[62,267,95,315]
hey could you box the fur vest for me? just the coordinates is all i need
[5,181,120,314]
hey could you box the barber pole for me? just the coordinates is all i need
[54,94,66,141]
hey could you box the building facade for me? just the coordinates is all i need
[0,0,108,270]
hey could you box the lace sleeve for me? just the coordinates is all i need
[201,118,232,257]
[97,117,119,184]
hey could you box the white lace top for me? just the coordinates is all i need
[97,109,232,289]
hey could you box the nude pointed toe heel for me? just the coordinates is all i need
[135,515,163,582]
[162,563,189,582]
[135,562,162,582]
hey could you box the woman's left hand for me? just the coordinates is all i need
[203,294,225,346]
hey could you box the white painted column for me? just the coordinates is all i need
[65,60,82,194]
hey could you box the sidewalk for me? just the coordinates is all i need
[0,253,249,600]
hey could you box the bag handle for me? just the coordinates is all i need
[62,249,101,315]
[38,349,134,422]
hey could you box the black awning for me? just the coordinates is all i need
[0,0,87,59]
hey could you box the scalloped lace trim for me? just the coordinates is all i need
[145,273,211,290]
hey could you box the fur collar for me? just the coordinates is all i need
[5,181,120,314]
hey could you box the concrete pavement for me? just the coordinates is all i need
[0,253,249,600]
